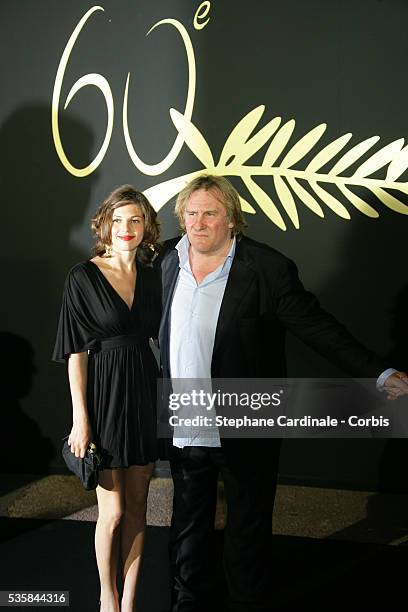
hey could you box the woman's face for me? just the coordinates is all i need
[110,203,145,254]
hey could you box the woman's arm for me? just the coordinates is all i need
[67,352,93,458]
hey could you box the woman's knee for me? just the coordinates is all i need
[124,465,152,514]
[125,492,149,522]
[98,506,125,531]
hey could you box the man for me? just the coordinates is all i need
[158,174,408,612]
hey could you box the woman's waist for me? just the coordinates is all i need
[89,333,151,353]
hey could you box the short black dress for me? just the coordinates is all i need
[53,260,161,469]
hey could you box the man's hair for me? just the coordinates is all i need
[174,174,247,235]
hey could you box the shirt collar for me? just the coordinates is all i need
[175,234,236,268]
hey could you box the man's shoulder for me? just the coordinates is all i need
[154,237,180,267]
[238,235,291,266]
[162,237,181,251]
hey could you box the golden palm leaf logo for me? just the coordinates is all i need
[52,5,408,230]
[144,105,408,231]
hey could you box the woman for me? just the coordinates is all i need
[53,185,161,612]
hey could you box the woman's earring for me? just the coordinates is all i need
[104,244,113,257]
[142,241,155,252]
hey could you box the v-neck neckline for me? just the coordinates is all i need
[88,260,138,312]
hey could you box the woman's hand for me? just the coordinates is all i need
[68,419,93,458]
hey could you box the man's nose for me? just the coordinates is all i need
[193,214,206,227]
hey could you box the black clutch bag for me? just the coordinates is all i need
[62,437,102,490]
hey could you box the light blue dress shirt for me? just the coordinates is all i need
[170,234,236,448]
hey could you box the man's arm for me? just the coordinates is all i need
[273,257,408,397]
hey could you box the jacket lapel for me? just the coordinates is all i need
[212,243,256,361]
[161,250,179,317]
[159,248,180,372]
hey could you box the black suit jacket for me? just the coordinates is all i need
[158,235,388,462]
[159,235,387,381]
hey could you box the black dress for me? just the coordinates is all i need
[53,260,161,469]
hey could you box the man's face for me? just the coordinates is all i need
[184,188,234,255]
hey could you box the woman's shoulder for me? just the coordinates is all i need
[137,259,161,297]
[138,256,160,273]
[64,260,96,289]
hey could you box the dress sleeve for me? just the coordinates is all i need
[52,264,98,362]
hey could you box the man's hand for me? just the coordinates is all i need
[383,371,408,400]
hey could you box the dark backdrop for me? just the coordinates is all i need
[1,0,407,490]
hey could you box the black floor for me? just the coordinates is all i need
[1,518,407,611]
[0,519,169,612]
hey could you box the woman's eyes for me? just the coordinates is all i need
[112,218,141,223]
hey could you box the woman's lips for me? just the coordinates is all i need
[118,235,134,241]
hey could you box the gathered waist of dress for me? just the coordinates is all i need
[90,333,149,353]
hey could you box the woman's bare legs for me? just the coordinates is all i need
[95,464,153,612]
[120,463,154,612]
[96,469,124,612]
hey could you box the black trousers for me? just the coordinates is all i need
[169,442,281,612]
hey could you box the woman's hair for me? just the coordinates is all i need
[91,185,160,264]
[174,174,247,235]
